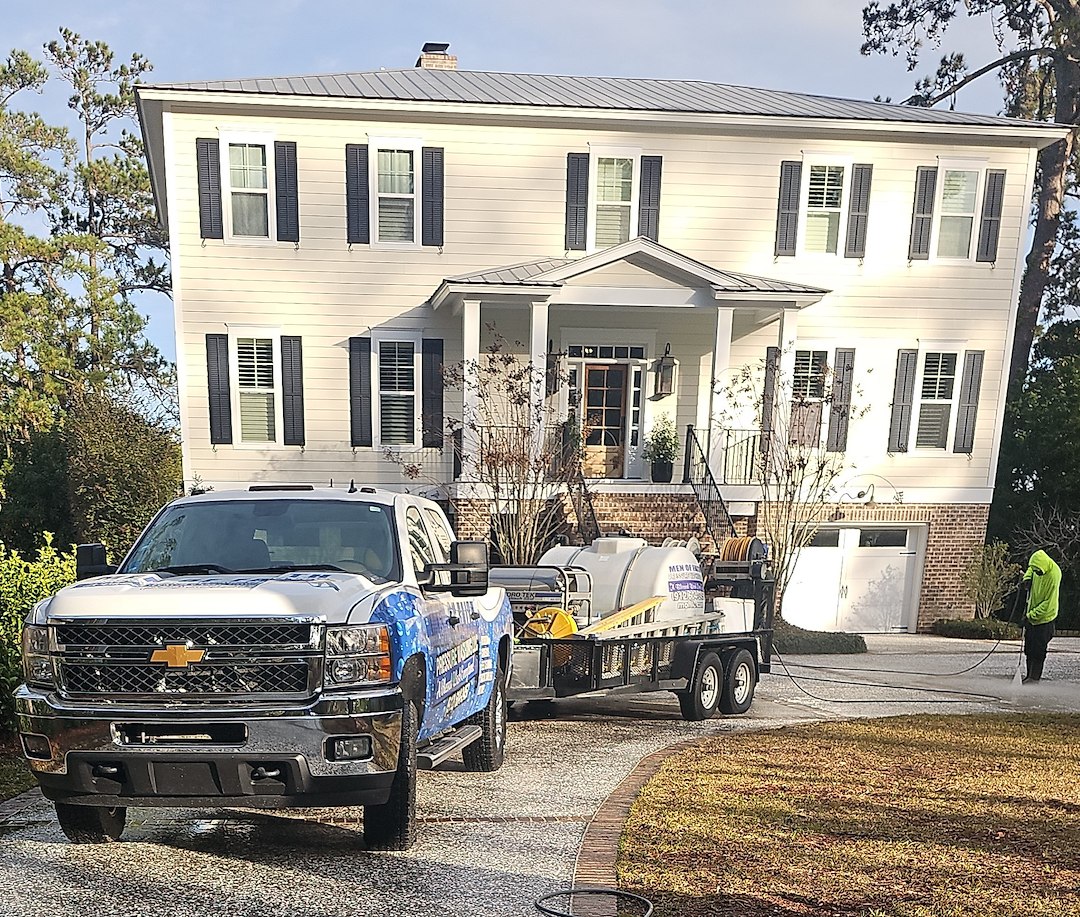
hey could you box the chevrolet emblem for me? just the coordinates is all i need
[150,644,205,668]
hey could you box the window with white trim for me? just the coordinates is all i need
[936,169,979,258]
[221,135,274,240]
[915,351,958,448]
[236,337,277,442]
[790,349,828,445]
[378,340,417,445]
[804,165,845,254]
[367,138,423,246]
[589,148,639,249]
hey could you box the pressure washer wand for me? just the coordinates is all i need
[1009,580,1029,687]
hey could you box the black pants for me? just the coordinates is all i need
[1024,620,1056,681]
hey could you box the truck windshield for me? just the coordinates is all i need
[121,499,401,583]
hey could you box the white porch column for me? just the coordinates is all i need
[705,307,735,473]
[461,299,481,480]
[528,300,550,459]
[777,306,799,383]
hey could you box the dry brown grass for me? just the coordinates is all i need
[618,715,1080,917]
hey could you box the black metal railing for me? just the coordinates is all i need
[683,425,736,545]
[713,428,762,485]
[568,463,602,544]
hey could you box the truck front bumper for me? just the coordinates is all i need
[15,686,403,808]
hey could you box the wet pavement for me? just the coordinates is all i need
[2,635,1078,917]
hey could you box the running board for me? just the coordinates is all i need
[417,725,483,770]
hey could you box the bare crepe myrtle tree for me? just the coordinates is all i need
[716,350,869,614]
[389,329,581,565]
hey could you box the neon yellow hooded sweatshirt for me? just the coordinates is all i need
[1023,550,1061,625]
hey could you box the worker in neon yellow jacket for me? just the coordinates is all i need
[1020,549,1061,683]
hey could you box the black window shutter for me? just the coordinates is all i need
[976,170,1006,263]
[196,138,223,240]
[349,337,373,447]
[826,348,856,452]
[774,161,802,257]
[953,350,985,454]
[421,338,444,448]
[274,141,299,243]
[205,333,232,444]
[888,349,919,452]
[345,144,370,245]
[280,336,305,446]
[844,164,873,259]
[761,346,781,449]
[565,152,590,251]
[422,147,445,247]
[909,166,937,260]
[638,155,663,242]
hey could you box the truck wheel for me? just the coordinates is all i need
[463,665,507,773]
[55,803,126,843]
[719,648,757,715]
[363,699,417,851]
[677,652,722,721]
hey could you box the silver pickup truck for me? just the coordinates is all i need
[17,485,513,850]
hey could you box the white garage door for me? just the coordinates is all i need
[783,527,920,633]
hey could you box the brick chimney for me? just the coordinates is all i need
[415,42,457,70]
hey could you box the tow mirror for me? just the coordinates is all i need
[421,540,489,598]
[76,543,118,581]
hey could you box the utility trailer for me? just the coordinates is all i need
[493,537,775,720]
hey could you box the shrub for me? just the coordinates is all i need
[772,619,868,655]
[642,415,680,463]
[962,540,1022,619]
[0,537,76,735]
[930,617,1022,640]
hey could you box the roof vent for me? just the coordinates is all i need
[416,42,457,71]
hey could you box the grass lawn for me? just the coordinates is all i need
[619,714,1080,917]
[0,738,32,802]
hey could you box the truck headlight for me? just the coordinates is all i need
[324,624,391,688]
[22,625,55,688]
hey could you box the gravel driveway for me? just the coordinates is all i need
[2,635,1077,917]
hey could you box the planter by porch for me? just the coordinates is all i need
[650,460,674,483]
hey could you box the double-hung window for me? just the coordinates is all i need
[589,147,639,249]
[790,349,828,445]
[368,138,422,245]
[804,166,845,254]
[377,339,418,445]
[915,352,958,448]
[234,332,280,444]
[936,168,980,258]
[220,133,275,241]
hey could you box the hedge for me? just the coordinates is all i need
[930,617,1022,640]
[1,537,76,735]
[772,619,868,655]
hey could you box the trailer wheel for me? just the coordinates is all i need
[54,803,126,844]
[719,648,757,715]
[678,652,722,721]
[463,664,507,772]
[364,699,417,851]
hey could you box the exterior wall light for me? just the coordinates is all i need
[653,343,677,398]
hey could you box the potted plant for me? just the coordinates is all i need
[643,415,679,483]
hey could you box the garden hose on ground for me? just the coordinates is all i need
[535,888,653,917]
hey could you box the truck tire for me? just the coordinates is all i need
[463,665,507,772]
[719,648,757,715]
[55,803,126,843]
[363,699,417,851]
[677,652,722,721]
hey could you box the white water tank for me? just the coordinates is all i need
[540,536,705,622]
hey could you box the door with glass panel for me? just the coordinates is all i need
[582,364,627,478]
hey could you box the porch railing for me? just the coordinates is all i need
[682,426,737,545]
[713,428,763,485]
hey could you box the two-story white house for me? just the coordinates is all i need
[135,44,1064,632]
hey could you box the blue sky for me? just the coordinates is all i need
[7,0,1006,361]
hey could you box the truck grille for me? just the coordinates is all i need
[62,661,311,696]
[53,619,322,702]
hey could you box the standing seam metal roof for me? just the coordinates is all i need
[149,68,1053,128]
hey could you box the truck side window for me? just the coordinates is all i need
[405,506,436,575]
[423,507,452,563]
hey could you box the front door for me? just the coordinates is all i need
[582,364,627,479]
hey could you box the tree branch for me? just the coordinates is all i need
[905,46,1056,105]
